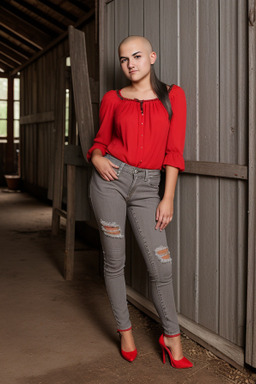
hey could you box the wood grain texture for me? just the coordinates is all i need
[68,26,95,160]
[246,0,256,368]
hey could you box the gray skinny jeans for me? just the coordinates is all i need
[89,154,180,336]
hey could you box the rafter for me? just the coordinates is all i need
[0,61,12,74]
[0,36,31,59]
[67,0,91,12]
[0,1,59,37]
[36,0,77,22]
[11,8,95,76]
[0,44,27,65]
[0,25,40,52]
[0,55,16,69]
[0,8,49,48]
[11,0,66,32]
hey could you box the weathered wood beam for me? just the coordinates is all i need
[0,61,12,73]
[11,0,67,32]
[0,25,40,52]
[67,0,91,12]
[0,8,47,48]
[0,55,16,69]
[1,1,59,37]
[0,42,29,61]
[183,160,248,180]
[10,8,95,76]
[20,111,54,125]
[36,0,77,23]
[68,26,95,160]
[0,45,26,65]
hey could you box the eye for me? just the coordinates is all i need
[134,55,141,59]
[120,58,127,64]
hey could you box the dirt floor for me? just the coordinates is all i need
[0,189,256,384]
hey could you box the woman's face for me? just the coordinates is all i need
[119,38,156,83]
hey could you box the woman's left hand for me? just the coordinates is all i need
[155,197,174,231]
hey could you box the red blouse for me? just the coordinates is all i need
[87,84,186,171]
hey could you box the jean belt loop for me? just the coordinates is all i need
[144,169,149,182]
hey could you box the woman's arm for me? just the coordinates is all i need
[155,165,179,231]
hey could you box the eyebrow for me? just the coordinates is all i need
[119,51,142,60]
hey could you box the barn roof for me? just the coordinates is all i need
[0,0,95,76]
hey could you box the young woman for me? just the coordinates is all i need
[87,35,192,369]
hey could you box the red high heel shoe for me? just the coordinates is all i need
[118,328,137,362]
[159,334,193,369]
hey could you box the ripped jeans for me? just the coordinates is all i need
[89,154,180,336]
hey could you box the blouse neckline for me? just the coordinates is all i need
[117,85,174,102]
[117,89,158,102]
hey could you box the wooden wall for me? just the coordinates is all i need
[99,0,249,365]
[20,19,98,199]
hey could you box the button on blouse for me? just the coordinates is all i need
[87,84,187,171]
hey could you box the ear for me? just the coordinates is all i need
[150,51,157,65]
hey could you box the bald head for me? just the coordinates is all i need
[118,35,153,56]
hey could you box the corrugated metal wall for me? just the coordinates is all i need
[100,0,248,354]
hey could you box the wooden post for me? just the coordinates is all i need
[52,57,66,235]
[246,0,256,368]
[68,26,94,159]
[65,164,76,280]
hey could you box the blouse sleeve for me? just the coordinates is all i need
[162,86,187,172]
[86,91,117,162]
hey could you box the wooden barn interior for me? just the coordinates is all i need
[1,1,256,382]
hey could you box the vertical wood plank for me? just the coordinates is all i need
[114,0,129,88]
[144,0,160,76]
[178,0,198,322]
[65,164,76,280]
[68,26,95,159]
[52,57,66,235]
[128,0,144,35]
[160,0,178,84]
[105,1,115,92]
[246,0,256,368]
[219,0,247,345]
[197,0,219,333]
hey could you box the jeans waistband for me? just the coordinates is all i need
[105,154,161,177]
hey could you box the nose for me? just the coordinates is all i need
[128,59,135,69]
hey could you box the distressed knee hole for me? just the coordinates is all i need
[100,219,124,238]
[155,246,171,263]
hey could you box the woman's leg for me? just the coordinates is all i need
[89,169,130,331]
[127,181,180,337]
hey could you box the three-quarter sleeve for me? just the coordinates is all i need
[163,86,187,171]
[86,91,117,162]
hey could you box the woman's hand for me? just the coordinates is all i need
[155,197,174,231]
[91,151,119,181]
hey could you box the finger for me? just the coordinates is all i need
[159,216,169,231]
[155,214,163,230]
[155,221,160,230]
[109,161,119,169]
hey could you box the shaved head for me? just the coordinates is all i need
[118,35,153,55]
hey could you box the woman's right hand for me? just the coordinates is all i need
[91,150,119,181]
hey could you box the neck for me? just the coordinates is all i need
[130,74,152,93]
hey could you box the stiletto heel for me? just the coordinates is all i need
[118,328,137,362]
[159,334,193,369]
[161,346,166,364]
